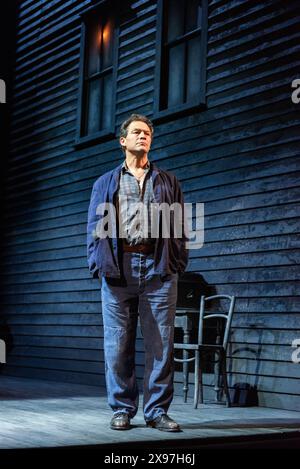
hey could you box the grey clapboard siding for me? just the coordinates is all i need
[0,0,299,411]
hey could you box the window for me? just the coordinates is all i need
[154,0,208,119]
[76,2,118,145]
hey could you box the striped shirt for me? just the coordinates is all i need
[118,160,155,245]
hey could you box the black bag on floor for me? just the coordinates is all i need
[230,382,259,406]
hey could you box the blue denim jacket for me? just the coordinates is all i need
[87,160,189,279]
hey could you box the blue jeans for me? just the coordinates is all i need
[101,252,178,422]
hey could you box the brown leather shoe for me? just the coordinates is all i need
[110,413,131,430]
[146,414,181,432]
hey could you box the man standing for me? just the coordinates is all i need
[87,114,188,431]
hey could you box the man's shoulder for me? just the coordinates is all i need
[154,163,179,186]
[92,164,122,190]
[92,171,111,188]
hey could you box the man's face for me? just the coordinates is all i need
[120,121,152,155]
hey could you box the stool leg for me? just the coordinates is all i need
[194,351,200,408]
[199,356,203,404]
[183,349,188,403]
[221,353,231,407]
[214,351,221,402]
[183,324,190,402]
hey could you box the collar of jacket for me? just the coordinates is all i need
[110,160,161,202]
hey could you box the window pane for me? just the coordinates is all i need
[185,0,202,33]
[87,19,101,76]
[101,74,113,129]
[167,0,184,41]
[186,35,202,102]
[167,43,185,107]
[102,17,114,70]
[86,79,102,135]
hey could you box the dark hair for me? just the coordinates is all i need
[119,113,154,140]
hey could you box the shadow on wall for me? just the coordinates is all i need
[175,272,216,374]
[0,2,20,376]
[228,326,264,406]
[177,272,216,309]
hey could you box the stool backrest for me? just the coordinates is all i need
[198,295,235,348]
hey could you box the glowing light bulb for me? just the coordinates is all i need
[102,20,111,45]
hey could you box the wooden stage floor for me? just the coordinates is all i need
[0,376,300,453]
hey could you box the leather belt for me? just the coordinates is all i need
[123,243,155,254]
